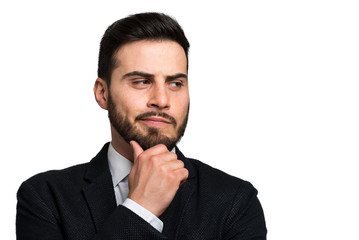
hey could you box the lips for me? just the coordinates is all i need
[135,111,177,127]
[141,116,171,124]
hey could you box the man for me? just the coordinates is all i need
[16,12,267,239]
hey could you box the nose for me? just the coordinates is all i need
[147,83,170,110]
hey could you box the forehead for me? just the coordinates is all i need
[113,40,187,75]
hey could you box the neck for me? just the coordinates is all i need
[110,125,133,161]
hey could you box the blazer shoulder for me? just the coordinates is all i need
[176,148,256,194]
[17,163,91,225]
[20,142,110,189]
[187,158,258,198]
[18,162,90,201]
[23,162,89,185]
[189,158,244,184]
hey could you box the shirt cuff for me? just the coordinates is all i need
[122,198,164,232]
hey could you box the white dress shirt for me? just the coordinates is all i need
[107,143,164,232]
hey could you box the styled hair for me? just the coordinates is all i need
[97,12,190,85]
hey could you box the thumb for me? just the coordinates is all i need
[130,140,144,162]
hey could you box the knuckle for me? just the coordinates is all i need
[184,169,189,177]
[159,164,168,173]
[169,152,178,160]
[159,144,170,152]
[154,144,167,151]
[150,155,159,162]
[181,168,189,178]
[177,160,184,168]
[158,144,167,149]
[136,155,146,164]
[150,155,161,166]
[167,172,176,181]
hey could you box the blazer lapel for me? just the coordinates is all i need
[82,143,117,232]
[160,147,196,239]
[81,144,197,237]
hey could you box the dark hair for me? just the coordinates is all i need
[97,12,190,85]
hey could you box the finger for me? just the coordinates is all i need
[166,158,185,170]
[175,168,189,183]
[145,144,170,156]
[154,152,179,163]
[130,140,144,162]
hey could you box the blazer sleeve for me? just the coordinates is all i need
[16,180,64,240]
[16,180,168,240]
[222,181,267,240]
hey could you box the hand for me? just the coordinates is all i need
[128,141,189,217]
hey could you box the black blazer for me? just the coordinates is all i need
[16,143,266,239]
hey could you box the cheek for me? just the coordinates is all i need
[111,88,143,115]
[110,96,130,118]
[174,96,190,120]
[120,96,148,118]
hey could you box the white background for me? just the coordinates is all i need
[1,0,358,239]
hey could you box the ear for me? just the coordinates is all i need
[94,78,109,110]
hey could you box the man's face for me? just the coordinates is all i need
[108,40,189,150]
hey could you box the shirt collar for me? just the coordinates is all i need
[107,143,133,187]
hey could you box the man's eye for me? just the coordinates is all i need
[169,81,184,88]
[132,79,151,88]
[133,79,150,85]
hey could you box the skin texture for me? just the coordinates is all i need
[94,40,190,216]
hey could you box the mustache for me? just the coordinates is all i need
[135,111,177,126]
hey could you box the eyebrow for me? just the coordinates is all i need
[122,71,187,81]
[122,71,154,80]
[166,73,188,81]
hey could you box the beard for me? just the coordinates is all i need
[107,92,189,151]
